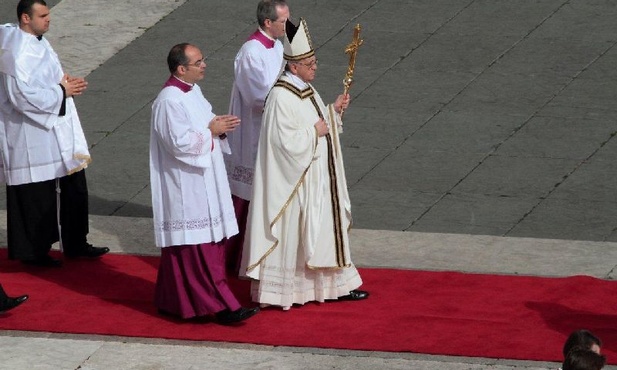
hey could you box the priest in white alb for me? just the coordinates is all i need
[240,18,369,310]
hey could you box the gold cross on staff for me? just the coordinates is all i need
[343,24,363,96]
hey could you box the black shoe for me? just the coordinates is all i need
[65,244,110,259]
[0,295,28,313]
[338,289,369,301]
[22,255,63,267]
[215,307,260,325]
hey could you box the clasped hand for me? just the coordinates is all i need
[60,74,87,96]
[209,115,240,136]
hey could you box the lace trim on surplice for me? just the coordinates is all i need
[229,165,254,185]
[157,211,234,232]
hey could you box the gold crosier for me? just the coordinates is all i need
[341,24,363,117]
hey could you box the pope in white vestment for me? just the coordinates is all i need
[241,18,368,309]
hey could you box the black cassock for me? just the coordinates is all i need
[6,169,89,260]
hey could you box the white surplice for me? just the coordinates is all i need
[150,80,238,248]
[0,24,90,185]
[225,30,284,200]
[241,72,362,308]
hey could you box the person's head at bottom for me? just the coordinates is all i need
[562,346,606,370]
[563,330,602,358]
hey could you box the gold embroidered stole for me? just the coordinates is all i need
[272,80,347,267]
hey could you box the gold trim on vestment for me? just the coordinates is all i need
[307,263,351,271]
[245,83,318,273]
[245,163,313,272]
[247,82,348,272]
[328,104,353,234]
[273,80,313,99]
[309,96,347,268]
[284,50,315,62]
[328,105,340,159]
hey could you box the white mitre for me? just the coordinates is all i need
[283,17,315,61]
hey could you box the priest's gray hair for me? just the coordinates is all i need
[257,0,287,27]
[167,43,191,74]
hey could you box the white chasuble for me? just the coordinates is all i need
[241,73,361,307]
[225,33,284,200]
[150,83,238,248]
[0,24,90,185]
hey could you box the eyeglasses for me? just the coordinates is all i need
[294,59,318,68]
[185,58,206,68]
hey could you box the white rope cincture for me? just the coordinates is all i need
[55,178,64,253]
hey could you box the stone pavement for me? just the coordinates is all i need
[0,0,616,369]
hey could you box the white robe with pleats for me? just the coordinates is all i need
[150,82,238,248]
[241,72,362,308]
[225,31,284,201]
[0,23,90,185]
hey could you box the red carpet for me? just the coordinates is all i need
[0,250,615,364]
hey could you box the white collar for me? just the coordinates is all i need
[284,70,309,90]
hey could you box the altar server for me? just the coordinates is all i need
[150,43,258,324]
[0,0,108,267]
[224,0,290,274]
